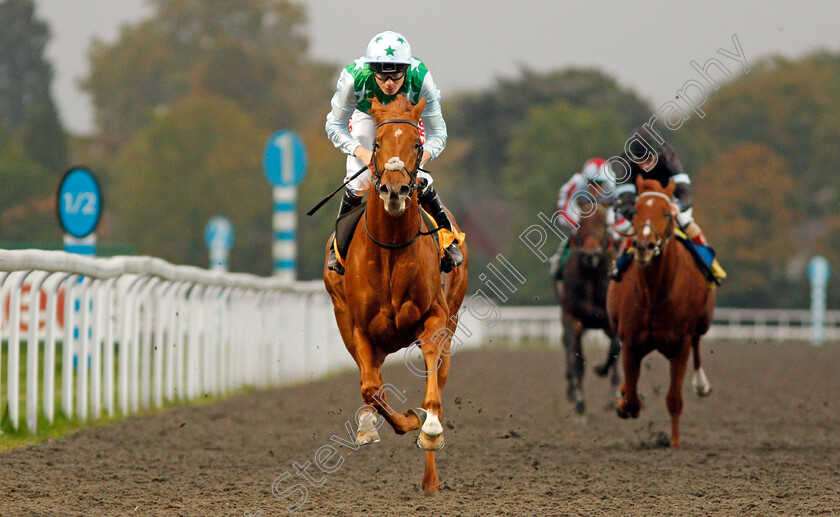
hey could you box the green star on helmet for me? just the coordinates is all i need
[385,46,396,56]
[375,36,383,43]
[397,37,405,44]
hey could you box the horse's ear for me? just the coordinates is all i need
[410,97,426,122]
[665,179,676,198]
[635,174,646,193]
[369,98,385,122]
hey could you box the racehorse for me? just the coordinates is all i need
[606,177,714,448]
[555,201,621,415]
[324,95,469,494]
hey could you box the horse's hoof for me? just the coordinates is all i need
[692,368,713,397]
[408,407,428,426]
[575,399,586,415]
[616,399,640,419]
[356,431,381,445]
[594,364,609,377]
[417,431,445,451]
[356,412,381,445]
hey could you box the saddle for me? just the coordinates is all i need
[674,229,727,285]
[332,202,462,271]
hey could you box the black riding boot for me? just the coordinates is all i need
[418,186,463,273]
[328,191,363,275]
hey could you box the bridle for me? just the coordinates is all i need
[617,191,674,259]
[630,191,679,311]
[570,204,613,269]
[364,117,440,249]
[370,118,424,197]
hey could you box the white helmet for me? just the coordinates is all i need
[365,31,412,72]
[581,158,613,186]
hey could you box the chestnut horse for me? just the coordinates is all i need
[606,177,713,448]
[555,202,621,415]
[324,95,468,494]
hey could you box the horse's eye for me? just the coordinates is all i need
[373,141,380,150]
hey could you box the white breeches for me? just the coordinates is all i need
[345,110,433,197]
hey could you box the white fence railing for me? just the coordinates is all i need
[3,248,834,435]
[477,306,840,345]
[0,249,352,434]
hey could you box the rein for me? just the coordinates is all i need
[364,205,443,249]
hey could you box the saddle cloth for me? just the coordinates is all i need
[332,202,465,269]
[674,228,727,285]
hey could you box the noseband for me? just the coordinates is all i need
[371,118,424,196]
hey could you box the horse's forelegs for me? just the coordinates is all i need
[416,312,448,452]
[355,332,422,438]
[617,343,642,419]
[562,318,585,413]
[690,335,712,397]
[667,342,691,448]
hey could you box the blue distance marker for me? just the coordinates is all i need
[57,167,102,255]
[263,131,307,282]
[204,216,235,271]
[808,256,831,345]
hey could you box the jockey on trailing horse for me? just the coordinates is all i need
[325,30,463,274]
[549,157,619,289]
[608,126,725,282]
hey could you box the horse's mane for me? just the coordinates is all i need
[369,95,416,124]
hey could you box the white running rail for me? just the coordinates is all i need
[0,249,351,434]
[475,306,840,345]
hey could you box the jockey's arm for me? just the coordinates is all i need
[418,71,447,166]
[615,182,637,221]
[672,176,694,211]
[325,68,365,157]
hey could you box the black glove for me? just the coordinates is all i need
[616,192,636,221]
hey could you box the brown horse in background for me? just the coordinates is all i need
[606,177,714,448]
[555,202,621,415]
[324,95,469,494]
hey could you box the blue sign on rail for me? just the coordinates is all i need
[808,256,831,283]
[57,167,102,239]
[204,216,234,251]
[263,130,307,187]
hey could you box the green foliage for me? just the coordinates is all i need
[19,97,68,173]
[693,144,797,307]
[0,0,53,137]
[672,50,840,307]
[498,101,627,304]
[82,0,333,152]
[112,95,271,273]
[0,138,56,242]
[446,68,652,187]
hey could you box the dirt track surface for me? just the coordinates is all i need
[1,341,839,516]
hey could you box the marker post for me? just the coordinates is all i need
[263,131,307,283]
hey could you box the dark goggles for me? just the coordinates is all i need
[373,70,406,82]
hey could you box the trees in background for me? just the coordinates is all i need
[82,0,333,153]
[113,95,272,273]
[673,51,840,306]
[0,0,67,243]
[1,0,836,308]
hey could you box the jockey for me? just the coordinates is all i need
[608,126,717,281]
[325,30,463,275]
[549,157,621,281]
